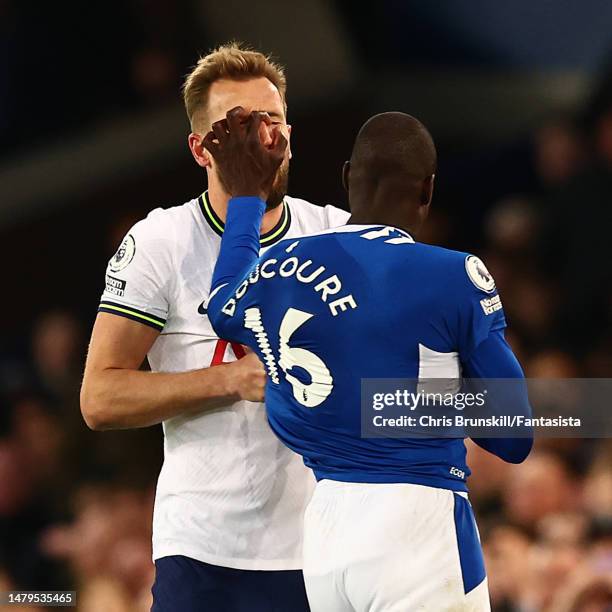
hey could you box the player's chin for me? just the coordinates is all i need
[266,165,289,210]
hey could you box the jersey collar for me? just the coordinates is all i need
[199,191,291,247]
[308,224,414,242]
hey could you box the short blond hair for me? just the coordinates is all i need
[182,42,287,133]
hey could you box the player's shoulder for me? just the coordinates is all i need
[285,195,349,231]
[413,243,497,295]
[129,197,200,241]
[411,242,467,265]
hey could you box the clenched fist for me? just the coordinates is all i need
[227,351,267,402]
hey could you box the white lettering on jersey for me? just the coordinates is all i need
[236,279,249,298]
[296,260,325,283]
[278,308,333,407]
[222,297,236,316]
[261,259,277,278]
[450,466,466,479]
[248,264,260,284]
[244,307,280,384]
[279,257,299,277]
[242,306,334,407]
[313,274,342,301]
[224,252,358,318]
[329,294,358,317]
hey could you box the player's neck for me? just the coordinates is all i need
[348,191,419,238]
[348,186,420,237]
[207,181,284,235]
[348,210,418,238]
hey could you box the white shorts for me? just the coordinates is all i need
[303,480,490,612]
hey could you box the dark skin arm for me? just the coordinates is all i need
[203,106,288,200]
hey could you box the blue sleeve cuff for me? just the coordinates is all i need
[228,196,267,209]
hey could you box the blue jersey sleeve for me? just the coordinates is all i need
[208,197,266,344]
[452,255,507,359]
[462,330,533,463]
[441,255,532,463]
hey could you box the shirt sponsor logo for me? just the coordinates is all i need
[480,294,502,315]
[450,466,466,479]
[105,274,127,297]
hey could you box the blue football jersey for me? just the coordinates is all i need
[208,199,511,491]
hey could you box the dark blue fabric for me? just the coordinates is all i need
[151,555,310,612]
[210,197,266,291]
[207,205,530,488]
[453,494,486,594]
[462,330,533,463]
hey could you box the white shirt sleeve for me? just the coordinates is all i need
[98,211,173,331]
[323,204,350,228]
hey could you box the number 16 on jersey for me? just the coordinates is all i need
[244,307,333,408]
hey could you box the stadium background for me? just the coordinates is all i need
[1,1,611,610]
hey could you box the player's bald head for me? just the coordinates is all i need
[350,112,437,188]
[345,112,437,234]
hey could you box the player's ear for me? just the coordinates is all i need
[342,161,351,192]
[286,124,292,159]
[188,132,212,169]
[420,174,435,206]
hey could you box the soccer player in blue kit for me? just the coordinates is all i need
[203,107,533,611]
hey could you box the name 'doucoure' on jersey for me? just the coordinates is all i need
[209,223,507,492]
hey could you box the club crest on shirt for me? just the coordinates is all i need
[109,234,136,272]
[465,255,495,293]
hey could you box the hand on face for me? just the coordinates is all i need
[202,106,288,202]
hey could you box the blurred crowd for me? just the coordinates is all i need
[1,5,612,609]
[0,0,199,160]
[458,66,612,612]
[0,310,162,611]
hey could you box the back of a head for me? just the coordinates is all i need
[350,112,437,194]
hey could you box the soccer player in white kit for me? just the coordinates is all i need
[80,44,348,611]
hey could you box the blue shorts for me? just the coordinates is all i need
[152,556,310,612]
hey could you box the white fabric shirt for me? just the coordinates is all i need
[99,193,349,570]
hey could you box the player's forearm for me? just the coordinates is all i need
[208,197,266,340]
[80,364,238,430]
[471,437,533,464]
[462,330,533,463]
[210,197,265,291]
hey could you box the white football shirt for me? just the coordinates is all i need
[99,192,349,570]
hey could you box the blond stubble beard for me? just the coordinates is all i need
[213,156,289,211]
[266,157,290,211]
